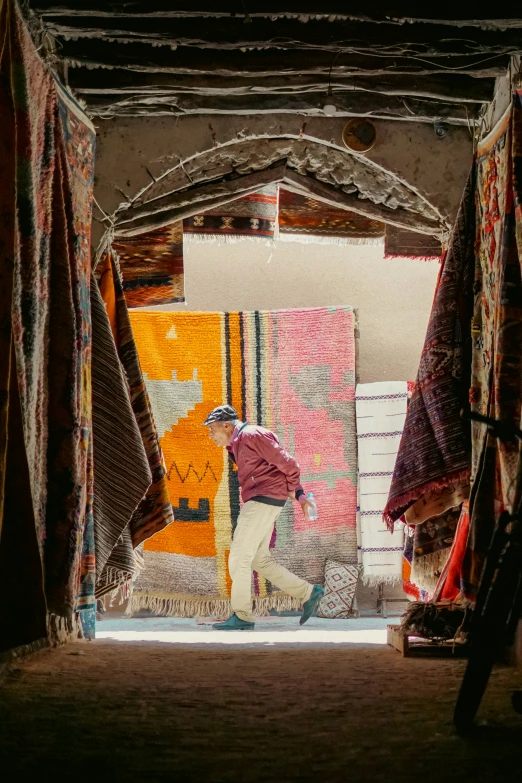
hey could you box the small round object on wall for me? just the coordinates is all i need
[342,119,376,153]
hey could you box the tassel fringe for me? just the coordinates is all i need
[383,253,440,261]
[47,612,82,646]
[126,593,303,619]
[361,574,403,587]
[383,469,471,529]
[279,233,384,247]
[410,548,452,593]
[184,233,274,247]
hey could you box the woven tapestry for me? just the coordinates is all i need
[355,381,408,585]
[112,222,184,308]
[384,225,442,260]
[183,184,277,242]
[383,168,475,529]
[98,252,175,547]
[463,100,522,599]
[93,250,175,603]
[434,501,470,602]
[55,79,97,639]
[410,505,461,593]
[127,307,357,617]
[278,188,385,245]
[91,277,151,601]
[0,1,95,647]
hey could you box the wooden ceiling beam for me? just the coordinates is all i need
[68,69,494,105]
[42,16,522,55]
[59,39,509,78]
[31,2,522,30]
[83,90,480,125]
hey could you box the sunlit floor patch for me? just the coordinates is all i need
[95,615,391,645]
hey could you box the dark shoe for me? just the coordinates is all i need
[212,613,255,631]
[300,585,325,626]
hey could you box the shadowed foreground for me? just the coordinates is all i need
[1,637,522,781]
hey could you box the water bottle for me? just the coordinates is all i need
[307,492,318,521]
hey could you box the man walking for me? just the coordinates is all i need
[203,405,324,630]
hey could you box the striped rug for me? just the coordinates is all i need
[355,381,408,585]
[97,251,175,548]
[127,307,357,617]
[90,278,152,598]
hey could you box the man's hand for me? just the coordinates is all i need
[299,497,314,521]
[288,492,313,520]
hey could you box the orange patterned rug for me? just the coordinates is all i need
[128,307,358,617]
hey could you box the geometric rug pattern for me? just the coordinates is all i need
[128,306,358,616]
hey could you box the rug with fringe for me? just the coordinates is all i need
[112,222,184,307]
[410,504,461,594]
[92,251,175,604]
[383,168,476,529]
[355,381,408,585]
[0,0,95,647]
[183,184,277,242]
[278,188,385,245]
[90,277,152,600]
[127,306,357,617]
[55,78,97,639]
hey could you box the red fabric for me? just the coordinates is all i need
[228,424,302,502]
[436,501,470,602]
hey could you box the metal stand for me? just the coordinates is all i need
[376,582,409,618]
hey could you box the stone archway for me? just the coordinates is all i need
[97,133,447,244]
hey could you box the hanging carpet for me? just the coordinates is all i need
[90,277,152,599]
[355,381,408,585]
[0,0,95,648]
[127,306,357,617]
[278,188,385,245]
[403,527,421,601]
[463,101,522,599]
[97,251,175,548]
[384,225,442,260]
[434,501,470,602]
[112,222,184,308]
[54,79,97,639]
[383,169,476,529]
[183,184,277,243]
[410,504,461,593]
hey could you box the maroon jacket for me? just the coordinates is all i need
[227,423,304,504]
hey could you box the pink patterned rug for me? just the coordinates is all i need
[127,306,358,617]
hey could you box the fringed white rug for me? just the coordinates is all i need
[355,381,408,585]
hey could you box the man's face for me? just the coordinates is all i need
[207,421,234,447]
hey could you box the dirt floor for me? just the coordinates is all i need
[1,627,522,782]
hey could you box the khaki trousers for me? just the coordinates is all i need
[229,500,313,622]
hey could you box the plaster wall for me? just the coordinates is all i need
[149,238,439,385]
[144,237,438,609]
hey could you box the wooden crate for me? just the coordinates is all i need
[387,624,469,658]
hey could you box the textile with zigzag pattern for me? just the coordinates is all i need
[127,307,358,617]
